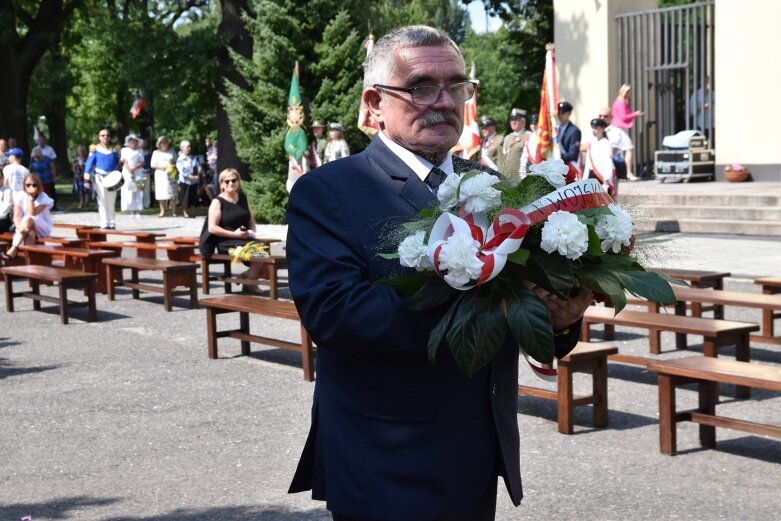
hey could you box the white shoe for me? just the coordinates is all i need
[627,173,640,181]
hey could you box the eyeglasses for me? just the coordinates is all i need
[373,81,477,106]
[223,179,238,184]
[25,183,38,188]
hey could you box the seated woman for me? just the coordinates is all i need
[2,173,54,259]
[199,168,263,292]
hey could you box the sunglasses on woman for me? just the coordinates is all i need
[223,179,238,184]
[25,183,39,188]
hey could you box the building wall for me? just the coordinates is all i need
[714,0,781,180]
[553,0,657,129]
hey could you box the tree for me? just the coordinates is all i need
[0,0,85,153]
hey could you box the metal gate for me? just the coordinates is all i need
[616,1,714,177]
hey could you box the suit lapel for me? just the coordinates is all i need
[365,137,437,212]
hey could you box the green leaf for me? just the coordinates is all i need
[375,272,432,296]
[376,252,399,260]
[446,288,508,377]
[527,249,575,296]
[427,296,461,364]
[575,266,627,312]
[503,284,555,364]
[613,270,677,305]
[506,247,530,266]
[585,226,605,257]
[408,277,459,310]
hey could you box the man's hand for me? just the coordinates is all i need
[526,283,593,331]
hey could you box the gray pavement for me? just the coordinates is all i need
[1,195,780,520]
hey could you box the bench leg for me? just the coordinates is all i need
[106,265,116,301]
[189,269,198,308]
[31,280,41,311]
[201,258,210,295]
[224,263,233,294]
[206,307,219,359]
[603,324,615,340]
[238,311,250,355]
[4,274,14,312]
[130,268,140,300]
[580,322,592,342]
[592,356,609,428]
[162,271,173,312]
[698,380,718,449]
[735,335,751,399]
[87,279,97,322]
[658,374,677,455]
[269,268,278,300]
[556,362,574,434]
[59,283,68,325]
[301,325,315,382]
[675,301,688,349]
[649,328,661,355]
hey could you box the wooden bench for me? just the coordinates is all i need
[647,357,781,455]
[755,277,781,340]
[208,254,287,299]
[582,306,760,397]
[78,229,165,259]
[200,295,314,381]
[518,342,618,434]
[103,257,198,311]
[19,244,120,294]
[1,264,97,324]
[89,241,196,262]
[667,286,781,346]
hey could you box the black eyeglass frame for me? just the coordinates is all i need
[373,81,477,106]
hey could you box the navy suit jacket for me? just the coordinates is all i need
[558,122,582,164]
[286,136,579,520]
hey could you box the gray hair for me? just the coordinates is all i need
[180,140,191,150]
[363,25,464,88]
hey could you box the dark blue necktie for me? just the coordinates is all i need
[424,167,447,192]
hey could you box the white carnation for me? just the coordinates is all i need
[398,230,433,271]
[540,210,589,260]
[437,232,484,287]
[437,172,462,210]
[458,172,503,214]
[595,205,633,253]
[528,158,569,188]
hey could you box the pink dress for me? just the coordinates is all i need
[611,98,640,130]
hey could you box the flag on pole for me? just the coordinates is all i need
[357,32,380,137]
[130,90,146,119]
[537,44,559,160]
[456,63,481,159]
[284,62,308,162]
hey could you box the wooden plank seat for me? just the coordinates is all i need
[647,357,781,455]
[755,277,781,340]
[78,229,165,259]
[1,264,97,324]
[88,241,196,262]
[200,295,314,381]
[192,254,232,294]
[19,244,120,294]
[208,254,287,299]
[103,256,198,311]
[582,306,760,397]
[518,342,618,434]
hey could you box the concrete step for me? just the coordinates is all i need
[634,217,781,236]
[636,205,781,221]
[619,193,781,207]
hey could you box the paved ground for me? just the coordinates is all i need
[1,185,779,520]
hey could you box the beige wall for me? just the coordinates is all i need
[715,0,781,179]
[553,0,656,127]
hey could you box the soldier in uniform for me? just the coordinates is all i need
[311,121,327,165]
[499,108,530,183]
[479,117,503,170]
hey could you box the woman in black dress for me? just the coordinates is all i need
[199,168,262,291]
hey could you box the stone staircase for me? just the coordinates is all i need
[617,181,781,237]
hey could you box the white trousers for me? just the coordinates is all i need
[94,174,117,228]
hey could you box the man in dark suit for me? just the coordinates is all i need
[286,25,591,521]
[556,101,582,177]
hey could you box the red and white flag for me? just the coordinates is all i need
[537,45,558,160]
[130,90,146,119]
[456,63,481,159]
[357,33,380,137]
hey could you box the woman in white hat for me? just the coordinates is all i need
[151,136,177,217]
[120,133,145,217]
[324,123,350,163]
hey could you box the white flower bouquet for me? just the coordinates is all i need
[379,158,679,378]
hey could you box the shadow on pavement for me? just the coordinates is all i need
[105,505,331,521]
[0,357,60,381]
[0,495,120,520]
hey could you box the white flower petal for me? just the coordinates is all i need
[540,210,589,260]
